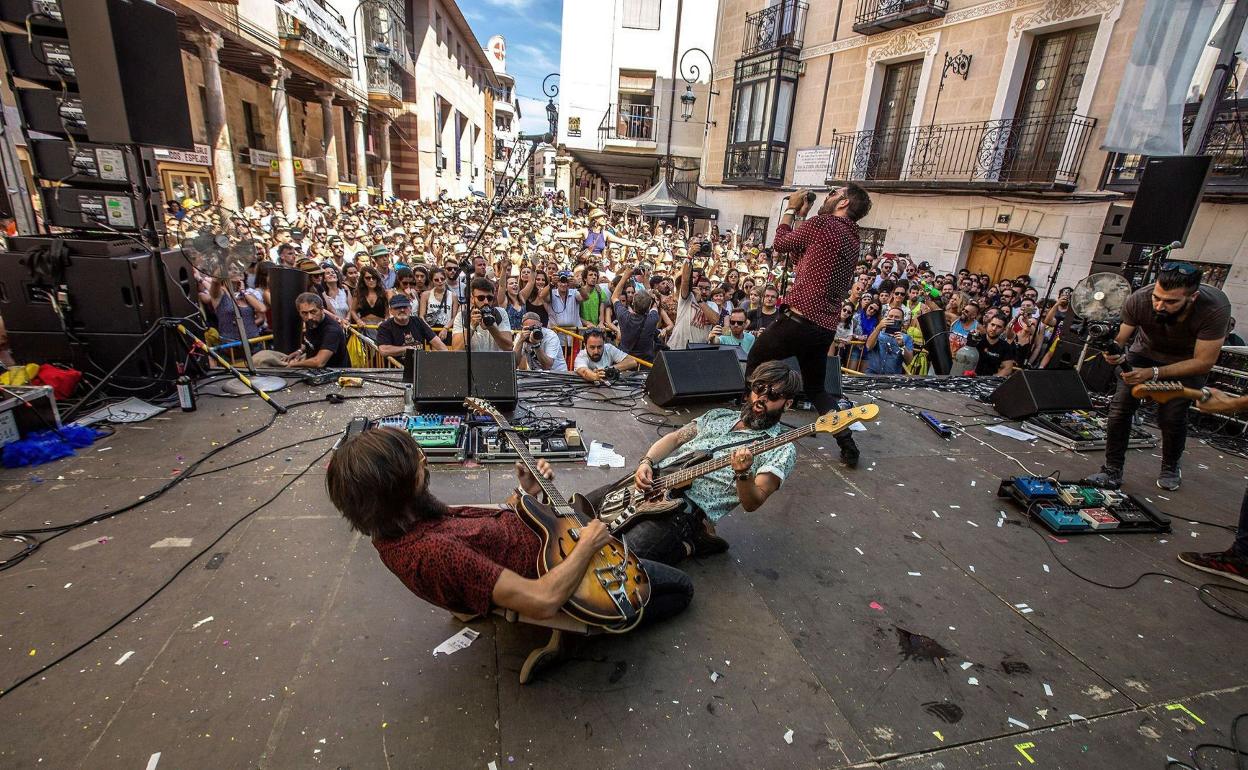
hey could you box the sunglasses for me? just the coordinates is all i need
[728,320,746,326]
[1161,261,1198,275]
[749,382,787,400]
[473,294,494,303]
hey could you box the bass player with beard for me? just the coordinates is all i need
[586,361,801,565]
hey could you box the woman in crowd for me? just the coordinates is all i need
[350,266,388,338]
[419,267,457,345]
[321,264,352,323]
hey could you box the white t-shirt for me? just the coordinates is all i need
[547,288,582,329]
[669,291,700,350]
[450,307,512,352]
[522,329,568,372]
[574,343,628,371]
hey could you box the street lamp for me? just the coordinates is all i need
[678,47,716,126]
[542,73,559,138]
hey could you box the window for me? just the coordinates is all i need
[616,70,656,140]
[858,227,887,262]
[723,50,800,184]
[742,215,769,244]
[622,0,661,30]
[435,13,442,44]
[242,101,265,150]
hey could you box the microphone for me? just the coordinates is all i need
[518,131,554,144]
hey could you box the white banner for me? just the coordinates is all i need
[275,0,352,62]
[154,144,211,166]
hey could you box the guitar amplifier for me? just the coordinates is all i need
[1211,346,1248,395]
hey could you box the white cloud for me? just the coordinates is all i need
[512,43,557,73]
[516,96,551,135]
[484,0,533,8]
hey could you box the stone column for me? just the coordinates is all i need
[353,108,369,207]
[316,90,341,209]
[192,29,239,210]
[266,63,298,219]
[554,153,572,204]
[377,112,393,201]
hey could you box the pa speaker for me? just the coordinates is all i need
[59,0,193,148]
[1121,156,1212,247]
[917,309,952,375]
[1046,339,1119,394]
[411,351,517,411]
[991,369,1092,420]
[646,348,745,407]
[269,267,309,353]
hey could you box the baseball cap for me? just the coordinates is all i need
[388,294,412,309]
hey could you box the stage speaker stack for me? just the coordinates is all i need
[408,351,517,412]
[917,309,953,375]
[269,267,310,354]
[646,348,745,407]
[990,369,1092,420]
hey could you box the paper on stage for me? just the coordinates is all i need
[985,424,1037,442]
[586,440,626,468]
[433,627,479,656]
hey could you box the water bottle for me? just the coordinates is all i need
[176,375,196,412]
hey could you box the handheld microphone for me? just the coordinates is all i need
[518,131,554,144]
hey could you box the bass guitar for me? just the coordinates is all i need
[464,397,650,632]
[589,404,880,535]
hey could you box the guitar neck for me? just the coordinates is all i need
[498,427,573,513]
[659,424,816,489]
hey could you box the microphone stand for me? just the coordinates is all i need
[1030,241,1066,367]
[457,135,547,410]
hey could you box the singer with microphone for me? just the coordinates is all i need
[744,185,872,468]
[1087,261,1230,492]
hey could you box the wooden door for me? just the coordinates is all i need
[965,231,1037,283]
[1005,25,1097,181]
[871,59,922,179]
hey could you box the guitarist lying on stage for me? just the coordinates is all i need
[326,428,693,624]
[589,360,803,566]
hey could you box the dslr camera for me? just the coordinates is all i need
[481,307,499,328]
[529,327,544,342]
[603,366,621,383]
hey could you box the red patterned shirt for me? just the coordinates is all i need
[774,215,860,331]
[374,506,540,616]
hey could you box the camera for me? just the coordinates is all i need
[697,241,713,257]
[603,366,620,382]
[805,191,817,205]
[529,327,543,342]
[481,308,498,327]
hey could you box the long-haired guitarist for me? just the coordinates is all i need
[326,428,693,624]
[587,360,803,565]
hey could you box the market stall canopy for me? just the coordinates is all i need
[609,177,717,221]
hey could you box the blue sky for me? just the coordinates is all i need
[459,0,562,135]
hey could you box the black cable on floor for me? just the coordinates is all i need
[1165,711,1248,770]
[0,444,334,700]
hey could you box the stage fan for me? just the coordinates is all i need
[178,206,285,394]
[1069,271,1132,370]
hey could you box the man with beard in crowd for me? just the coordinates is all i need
[573,328,638,383]
[585,361,801,565]
[1089,262,1229,491]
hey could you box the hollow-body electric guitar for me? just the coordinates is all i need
[464,398,649,631]
[590,404,880,534]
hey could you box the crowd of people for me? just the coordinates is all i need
[175,193,1240,388]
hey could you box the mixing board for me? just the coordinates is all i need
[1022,411,1157,452]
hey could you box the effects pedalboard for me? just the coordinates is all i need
[1022,411,1158,452]
[337,414,587,464]
[997,475,1171,535]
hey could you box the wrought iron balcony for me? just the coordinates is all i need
[743,0,808,55]
[277,2,351,78]
[366,57,403,108]
[598,103,657,144]
[1105,100,1248,194]
[723,143,789,186]
[824,113,1096,191]
[854,0,948,36]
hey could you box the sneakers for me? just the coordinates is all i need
[1084,467,1123,489]
[1177,550,1248,586]
[1157,466,1182,491]
[837,434,860,469]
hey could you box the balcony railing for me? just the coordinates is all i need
[277,2,351,77]
[743,0,808,56]
[825,113,1097,190]
[598,103,657,143]
[366,57,403,107]
[1105,100,1248,194]
[853,0,948,36]
[724,143,789,186]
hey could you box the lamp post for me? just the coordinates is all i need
[678,47,717,127]
[542,73,560,138]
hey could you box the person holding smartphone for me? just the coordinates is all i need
[864,307,914,374]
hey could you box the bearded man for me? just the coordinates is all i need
[1087,262,1230,492]
[586,361,801,565]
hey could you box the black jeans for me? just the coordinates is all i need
[585,482,703,567]
[635,558,695,626]
[745,312,840,413]
[1103,352,1207,471]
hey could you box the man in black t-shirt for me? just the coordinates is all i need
[746,285,781,333]
[972,316,1015,376]
[376,294,446,358]
[1088,263,1230,491]
[282,292,350,368]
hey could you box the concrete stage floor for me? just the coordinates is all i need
[0,379,1245,769]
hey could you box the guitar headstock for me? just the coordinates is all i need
[814,403,880,434]
[1131,380,1195,404]
[463,397,510,429]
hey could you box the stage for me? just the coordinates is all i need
[0,379,1245,769]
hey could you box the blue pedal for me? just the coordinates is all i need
[1033,503,1091,533]
[1013,476,1059,499]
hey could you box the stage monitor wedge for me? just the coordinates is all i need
[59,0,193,148]
[1121,155,1212,247]
[646,348,745,407]
[991,369,1092,420]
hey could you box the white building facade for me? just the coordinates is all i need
[485,35,526,194]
